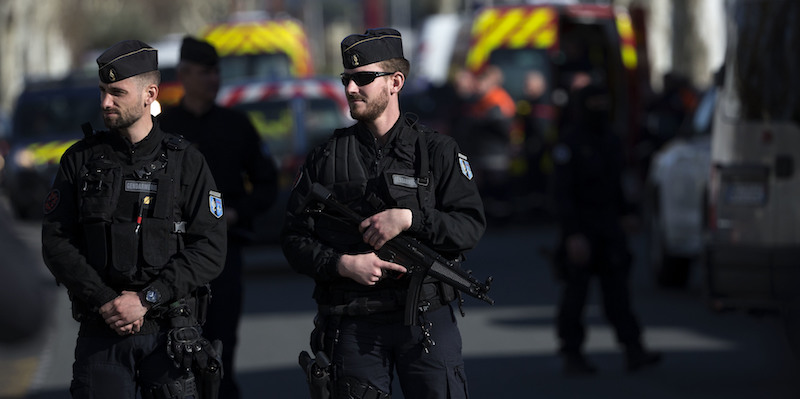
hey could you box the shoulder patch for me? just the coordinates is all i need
[43,189,60,215]
[209,190,223,219]
[457,153,474,180]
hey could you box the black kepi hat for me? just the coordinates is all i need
[96,40,158,83]
[180,36,219,66]
[341,28,404,69]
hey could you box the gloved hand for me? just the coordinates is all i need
[167,326,221,372]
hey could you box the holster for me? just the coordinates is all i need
[299,350,332,399]
[160,287,222,399]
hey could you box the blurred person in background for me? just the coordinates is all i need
[41,39,226,398]
[518,70,557,213]
[452,65,516,222]
[159,36,279,399]
[552,80,661,375]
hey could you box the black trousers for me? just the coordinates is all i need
[556,239,642,355]
[325,304,469,399]
[70,330,183,398]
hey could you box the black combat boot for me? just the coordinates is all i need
[625,344,662,372]
[562,352,598,376]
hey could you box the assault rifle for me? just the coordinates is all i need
[307,183,494,325]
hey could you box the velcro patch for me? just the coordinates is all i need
[43,189,60,215]
[125,180,158,193]
[392,174,418,188]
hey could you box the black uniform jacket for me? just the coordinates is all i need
[159,103,278,231]
[41,120,226,321]
[281,116,486,291]
[553,121,635,241]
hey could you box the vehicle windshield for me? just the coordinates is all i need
[12,87,102,140]
[234,97,344,160]
[724,1,800,124]
[488,48,553,103]
[219,54,293,85]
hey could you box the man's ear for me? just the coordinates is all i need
[144,84,159,106]
[390,72,405,95]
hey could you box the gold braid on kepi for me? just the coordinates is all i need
[96,40,158,83]
[340,28,404,69]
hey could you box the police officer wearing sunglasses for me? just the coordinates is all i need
[282,28,486,398]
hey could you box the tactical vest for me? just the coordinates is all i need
[310,122,464,310]
[78,128,190,287]
[314,123,434,250]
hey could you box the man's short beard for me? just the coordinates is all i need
[104,112,142,131]
[349,88,389,122]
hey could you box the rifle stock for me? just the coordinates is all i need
[308,183,494,325]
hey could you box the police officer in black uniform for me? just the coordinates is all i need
[281,28,486,398]
[41,40,227,398]
[552,82,661,375]
[159,36,279,399]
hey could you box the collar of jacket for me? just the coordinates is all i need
[108,117,167,163]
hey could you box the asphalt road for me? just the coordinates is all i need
[1,199,799,398]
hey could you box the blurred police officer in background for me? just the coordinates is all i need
[552,80,662,375]
[159,36,279,399]
[281,28,486,398]
[41,39,227,398]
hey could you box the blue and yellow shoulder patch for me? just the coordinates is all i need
[209,190,223,219]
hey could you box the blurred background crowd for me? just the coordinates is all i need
[0,0,723,226]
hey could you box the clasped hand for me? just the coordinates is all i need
[99,290,149,336]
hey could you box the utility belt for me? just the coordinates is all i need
[318,278,457,317]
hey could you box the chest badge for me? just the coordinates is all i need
[209,190,223,219]
[458,153,473,180]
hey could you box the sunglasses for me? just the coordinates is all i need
[340,71,394,86]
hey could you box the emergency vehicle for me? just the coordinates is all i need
[2,76,103,219]
[445,2,646,215]
[706,0,800,311]
[157,13,314,108]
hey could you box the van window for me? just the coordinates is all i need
[725,4,800,124]
[488,48,552,102]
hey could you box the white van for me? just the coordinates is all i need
[706,0,800,311]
